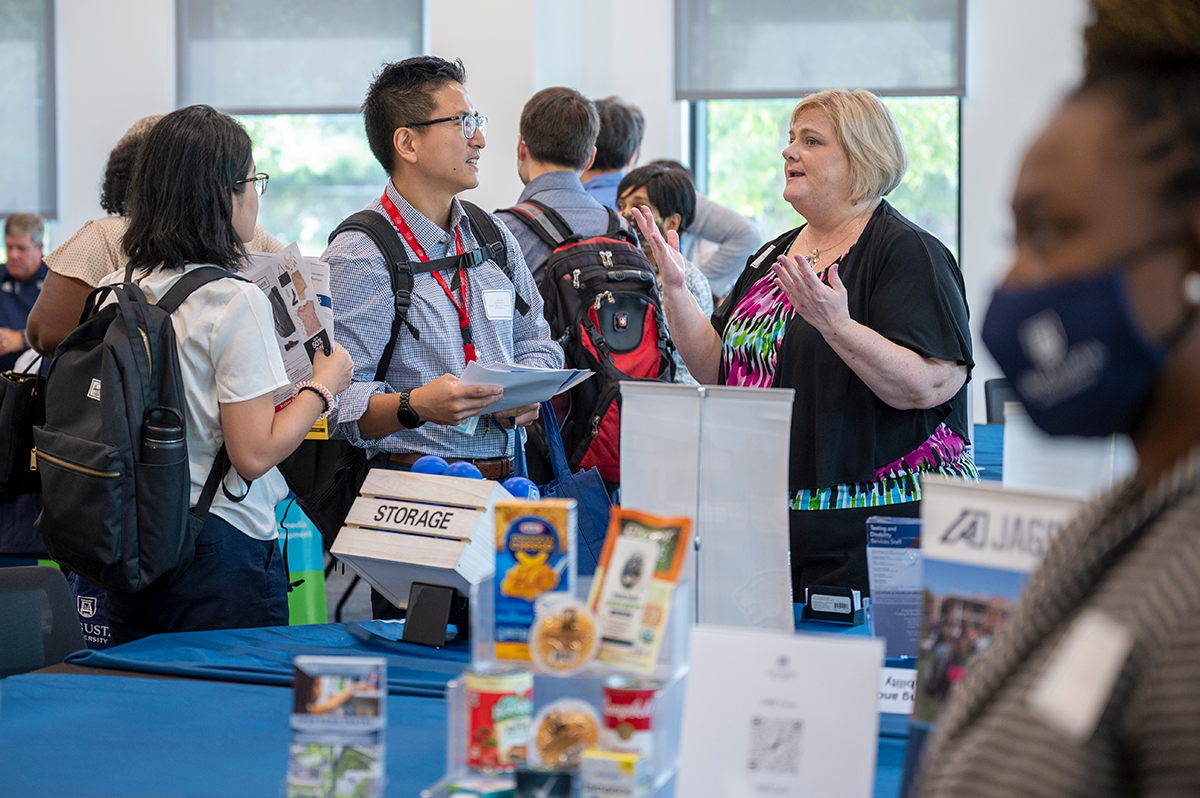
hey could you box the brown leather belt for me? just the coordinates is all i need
[386,452,514,480]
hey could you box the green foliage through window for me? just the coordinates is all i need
[236,114,384,256]
[704,96,959,258]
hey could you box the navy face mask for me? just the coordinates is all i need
[983,263,1191,438]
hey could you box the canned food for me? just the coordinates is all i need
[464,664,534,772]
[601,676,659,762]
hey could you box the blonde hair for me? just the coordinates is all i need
[791,89,908,204]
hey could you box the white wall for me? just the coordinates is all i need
[53,0,683,238]
[55,0,175,240]
[429,0,683,214]
[960,0,1089,421]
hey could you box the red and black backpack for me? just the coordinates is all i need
[502,199,675,487]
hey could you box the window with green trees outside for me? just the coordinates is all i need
[702,97,959,258]
[236,114,383,257]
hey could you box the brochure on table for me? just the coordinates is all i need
[914,476,1081,724]
[620,382,796,632]
[677,625,884,798]
[866,516,922,659]
[286,656,387,798]
[245,245,335,411]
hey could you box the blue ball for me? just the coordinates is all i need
[411,455,449,475]
[443,461,484,480]
[502,476,541,500]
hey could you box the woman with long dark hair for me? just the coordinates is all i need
[102,105,352,643]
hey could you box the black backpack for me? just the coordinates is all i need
[277,201,526,547]
[501,200,675,486]
[34,267,243,592]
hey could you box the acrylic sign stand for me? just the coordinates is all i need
[619,382,796,632]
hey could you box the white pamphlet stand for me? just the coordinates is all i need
[620,382,796,631]
[1002,401,1136,499]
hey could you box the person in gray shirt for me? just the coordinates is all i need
[616,164,714,385]
[649,159,761,299]
[495,87,614,285]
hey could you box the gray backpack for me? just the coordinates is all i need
[34,267,244,591]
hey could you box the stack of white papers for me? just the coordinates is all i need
[459,361,593,415]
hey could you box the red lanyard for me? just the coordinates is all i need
[380,191,476,363]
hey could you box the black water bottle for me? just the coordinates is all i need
[142,407,186,465]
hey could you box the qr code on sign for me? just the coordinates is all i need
[747,716,803,775]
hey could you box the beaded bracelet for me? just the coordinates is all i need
[295,380,333,420]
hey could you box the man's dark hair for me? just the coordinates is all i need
[520,87,599,171]
[363,56,468,174]
[617,164,697,234]
[592,97,644,172]
[122,105,253,274]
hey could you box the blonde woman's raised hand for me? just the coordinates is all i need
[630,206,687,292]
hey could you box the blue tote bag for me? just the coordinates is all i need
[514,402,611,576]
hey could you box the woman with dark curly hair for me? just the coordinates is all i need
[914,1,1200,795]
[26,116,284,355]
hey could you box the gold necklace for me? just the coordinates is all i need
[801,211,869,268]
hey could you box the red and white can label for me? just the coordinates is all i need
[601,682,656,762]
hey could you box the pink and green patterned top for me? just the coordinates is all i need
[721,259,978,510]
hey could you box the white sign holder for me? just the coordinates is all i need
[620,382,795,632]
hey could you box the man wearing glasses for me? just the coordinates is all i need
[324,56,562,618]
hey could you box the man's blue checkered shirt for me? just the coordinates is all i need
[324,182,563,459]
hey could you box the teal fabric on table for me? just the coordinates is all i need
[0,673,445,798]
[64,622,469,697]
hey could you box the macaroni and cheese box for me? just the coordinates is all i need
[494,499,577,660]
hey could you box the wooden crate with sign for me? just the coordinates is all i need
[330,469,509,610]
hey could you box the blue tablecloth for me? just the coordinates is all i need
[974,423,1003,482]
[0,673,445,798]
[64,622,469,698]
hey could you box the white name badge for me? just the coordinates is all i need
[1029,610,1133,742]
[482,289,514,321]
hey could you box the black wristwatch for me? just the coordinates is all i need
[395,390,424,429]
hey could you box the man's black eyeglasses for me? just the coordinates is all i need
[409,114,488,139]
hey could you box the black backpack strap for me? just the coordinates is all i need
[462,200,531,317]
[328,211,418,381]
[156,266,245,313]
[500,199,579,250]
[156,267,255,503]
[194,444,249,519]
[601,207,640,247]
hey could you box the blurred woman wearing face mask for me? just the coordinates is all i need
[915,2,1200,795]
[616,164,713,384]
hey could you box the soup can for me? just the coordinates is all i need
[464,664,534,772]
[601,675,659,762]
